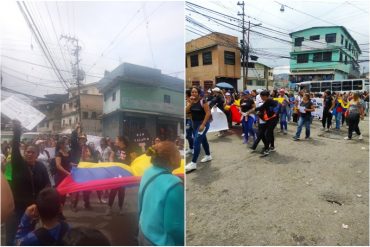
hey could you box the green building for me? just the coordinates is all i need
[99,63,183,151]
[289,26,361,85]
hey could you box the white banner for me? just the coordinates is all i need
[86,135,103,150]
[208,107,229,133]
[1,96,45,131]
[311,98,323,119]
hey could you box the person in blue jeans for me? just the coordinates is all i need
[287,92,295,122]
[293,93,315,141]
[240,90,256,144]
[185,87,212,172]
[278,89,289,134]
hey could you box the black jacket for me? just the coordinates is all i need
[11,126,50,211]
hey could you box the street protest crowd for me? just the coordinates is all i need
[1,121,184,246]
[185,85,368,172]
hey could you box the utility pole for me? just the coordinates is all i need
[246,20,251,90]
[238,1,246,90]
[60,35,84,124]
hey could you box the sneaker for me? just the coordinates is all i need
[278,129,283,133]
[104,207,112,216]
[358,134,363,140]
[293,136,299,141]
[200,155,212,163]
[119,208,124,215]
[185,162,197,172]
[100,199,107,204]
[260,149,270,157]
[269,147,276,152]
[283,130,288,135]
[305,136,311,140]
[249,148,256,153]
[241,133,245,137]
[344,137,351,140]
[185,149,193,155]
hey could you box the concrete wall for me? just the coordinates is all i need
[186,32,241,88]
[103,84,121,114]
[120,83,183,117]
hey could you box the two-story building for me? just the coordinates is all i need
[32,94,68,134]
[186,32,241,91]
[99,62,183,150]
[289,26,361,86]
[61,82,103,135]
[237,62,273,90]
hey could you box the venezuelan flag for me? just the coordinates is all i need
[56,154,184,195]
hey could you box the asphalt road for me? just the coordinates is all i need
[186,118,369,246]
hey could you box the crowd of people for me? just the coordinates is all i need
[1,121,184,246]
[185,86,367,171]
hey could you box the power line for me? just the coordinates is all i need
[2,71,65,89]
[18,1,70,90]
[1,65,70,82]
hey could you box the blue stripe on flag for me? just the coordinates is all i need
[72,166,133,183]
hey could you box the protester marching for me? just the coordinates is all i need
[185,85,368,169]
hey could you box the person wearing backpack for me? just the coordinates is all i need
[15,188,69,246]
[138,141,184,246]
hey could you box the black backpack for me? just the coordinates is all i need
[34,221,68,246]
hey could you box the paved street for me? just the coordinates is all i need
[186,118,369,245]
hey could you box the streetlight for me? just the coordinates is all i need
[280,4,285,12]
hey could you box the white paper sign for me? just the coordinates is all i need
[299,106,306,113]
[208,107,229,133]
[86,135,103,150]
[311,98,323,119]
[1,96,45,130]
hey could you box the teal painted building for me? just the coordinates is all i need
[99,63,183,150]
[289,26,361,85]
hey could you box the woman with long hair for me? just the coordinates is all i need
[293,93,315,141]
[138,141,184,246]
[344,92,364,140]
[185,87,212,172]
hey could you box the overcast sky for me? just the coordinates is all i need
[0,1,184,97]
[186,0,370,74]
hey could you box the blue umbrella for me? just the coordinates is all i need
[216,82,234,89]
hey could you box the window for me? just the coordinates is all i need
[341,35,344,44]
[63,104,66,110]
[190,54,199,67]
[112,92,116,101]
[247,62,255,68]
[342,81,352,91]
[310,35,320,41]
[246,80,253,86]
[348,44,351,51]
[345,40,348,49]
[297,54,309,63]
[62,120,65,126]
[82,90,88,94]
[75,117,78,123]
[313,53,322,62]
[224,51,235,65]
[256,80,265,86]
[321,82,331,92]
[204,80,213,91]
[323,52,332,62]
[332,81,342,92]
[69,102,73,109]
[294,37,304,47]
[311,82,320,92]
[192,81,200,87]
[91,112,97,119]
[325,33,336,43]
[353,80,363,90]
[164,95,171,104]
[202,52,212,65]
[339,52,343,62]
[69,118,72,126]
[83,112,89,119]
[345,55,348,64]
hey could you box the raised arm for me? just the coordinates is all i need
[11,120,23,171]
